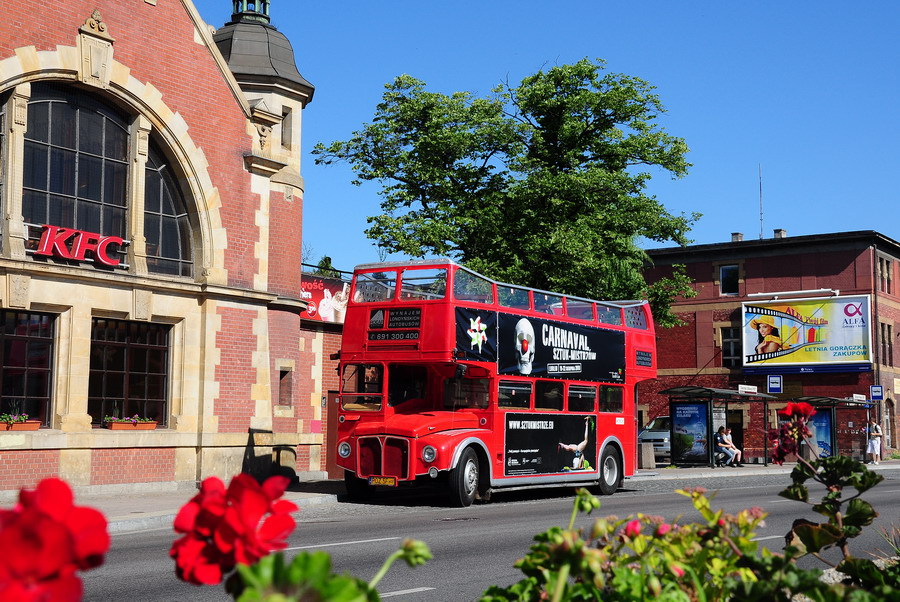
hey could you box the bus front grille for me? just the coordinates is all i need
[357,436,409,479]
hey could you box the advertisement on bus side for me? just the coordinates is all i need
[505,414,597,476]
[454,309,626,382]
[497,313,625,382]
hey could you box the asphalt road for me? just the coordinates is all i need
[81,472,900,601]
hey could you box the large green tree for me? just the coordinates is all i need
[313,58,697,326]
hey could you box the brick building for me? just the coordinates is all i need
[0,0,331,497]
[642,230,898,462]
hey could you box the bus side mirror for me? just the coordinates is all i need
[455,364,468,379]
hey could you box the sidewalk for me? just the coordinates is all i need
[69,459,900,534]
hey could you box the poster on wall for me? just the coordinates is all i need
[504,414,597,476]
[497,313,625,383]
[808,409,834,458]
[301,275,351,323]
[742,296,872,370]
[670,403,710,465]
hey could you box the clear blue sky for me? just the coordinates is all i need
[194,1,900,273]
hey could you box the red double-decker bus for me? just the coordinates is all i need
[335,259,657,506]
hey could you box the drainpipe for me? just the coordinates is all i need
[872,244,881,422]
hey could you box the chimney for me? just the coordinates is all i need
[773,228,787,239]
[731,232,744,242]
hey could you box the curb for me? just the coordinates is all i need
[106,492,340,534]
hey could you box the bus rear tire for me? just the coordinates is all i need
[597,446,621,496]
[344,471,373,501]
[450,448,479,507]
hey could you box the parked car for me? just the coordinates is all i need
[638,415,671,460]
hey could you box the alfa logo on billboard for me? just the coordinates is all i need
[742,295,872,367]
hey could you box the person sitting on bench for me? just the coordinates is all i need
[722,427,743,466]
[714,426,737,466]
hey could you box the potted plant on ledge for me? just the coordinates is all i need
[103,415,158,430]
[1,412,41,431]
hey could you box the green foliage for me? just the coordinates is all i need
[778,455,883,560]
[227,551,378,602]
[480,488,765,601]
[225,539,431,602]
[313,59,698,326]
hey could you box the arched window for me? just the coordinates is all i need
[145,142,193,277]
[17,82,195,277]
[23,84,128,248]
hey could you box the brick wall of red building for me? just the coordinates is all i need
[268,190,303,298]
[0,450,60,490]
[215,306,259,433]
[90,448,176,486]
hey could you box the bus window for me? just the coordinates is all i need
[498,381,531,408]
[341,364,383,411]
[498,286,530,310]
[597,305,623,326]
[599,386,624,413]
[567,299,594,321]
[388,364,427,406]
[443,378,490,410]
[353,272,397,303]
[624,306,648,329]
[535,381,563,410]
[534,293,563,315]
[454,269,494,304]
[400,268,447,301]
[568,384,597,412]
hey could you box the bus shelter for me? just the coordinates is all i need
[658,386,777,467]
[790,396,875,461]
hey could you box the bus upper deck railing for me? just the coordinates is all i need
[350,258,651,330]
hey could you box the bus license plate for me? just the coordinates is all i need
[368,476,397,487]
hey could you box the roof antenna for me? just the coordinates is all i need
[759,164,764,240]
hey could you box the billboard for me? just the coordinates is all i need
[301,275,351,323]
[742,296,871,369]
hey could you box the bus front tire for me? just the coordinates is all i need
[344,472,373,501]
[450,448,479,507]
[597,446,621,496]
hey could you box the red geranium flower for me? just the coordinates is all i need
[170,474,298,586]
[0,478,109,602]
[778,402,816,420]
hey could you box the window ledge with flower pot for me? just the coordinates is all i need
[102,416,158,430]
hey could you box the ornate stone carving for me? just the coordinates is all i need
[255,123,272,151]
[78,10,115,89]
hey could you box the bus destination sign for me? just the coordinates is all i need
[387,308,421,329]
[368,330,419,341]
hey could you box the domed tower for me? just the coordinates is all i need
[213,0,314,188]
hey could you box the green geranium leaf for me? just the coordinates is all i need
[843,498,878,529]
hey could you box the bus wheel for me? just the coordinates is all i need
[344,471,373,501]
[597,446,621,496]
[450,448,479,507]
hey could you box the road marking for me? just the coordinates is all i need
[381,587,436,598]
[286,536,400,551]
[752,535,784,542]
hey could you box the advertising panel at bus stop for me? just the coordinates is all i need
[808,409,834,457]
[670,402,709,465]
[742,295,872,372]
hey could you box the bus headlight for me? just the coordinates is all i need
[338,442,352,458]
[422,445,437,463]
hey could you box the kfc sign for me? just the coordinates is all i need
[34,225,125,267]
